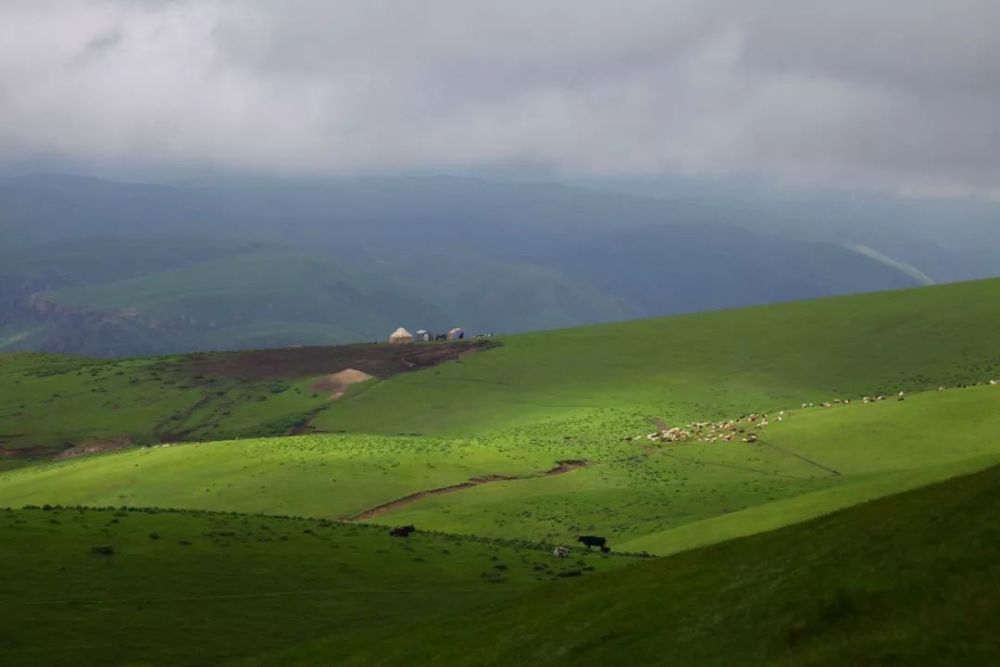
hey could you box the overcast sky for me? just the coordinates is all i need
[1,1,998,197]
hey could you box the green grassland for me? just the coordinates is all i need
[2,462,996,666]
[2,279,1000,665]
[268,463,1000,666]
[3,278,999,455]
[0,506,629,667]
[0,352,328,452]
[0,434,561,517]
[318,278,1000,437]
[3,385,998,556]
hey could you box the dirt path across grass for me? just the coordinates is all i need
[345,460,589,521]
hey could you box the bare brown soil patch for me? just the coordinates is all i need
[311,369,375,400]
[345,459,589,521]
[179,340,496,382]
[0,443,65,459]
[56,436,134,460]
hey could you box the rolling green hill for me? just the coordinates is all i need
[2,384,997,554]
[2,462,996,665]
[3,278,998,455]
[318,277,1000,436]
[267,463,1000,666]
[0,342,492,455]
[0,352,328,454]
[2,278,1000,665]
[0,506,629,667]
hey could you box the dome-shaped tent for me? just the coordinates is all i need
[388,327,414,344]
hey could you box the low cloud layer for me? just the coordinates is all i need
[1,1,998,196]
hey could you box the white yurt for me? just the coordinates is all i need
[388,327,414,344]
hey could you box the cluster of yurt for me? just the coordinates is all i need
[387,326,464,344]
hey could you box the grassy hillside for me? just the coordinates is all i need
[0,343,484,454]
[4,385,997,554]
[383,385,1000,553]
[0,352,326,453]
[266,463,1000,666]
[318,278,1000,436]
[2,278,999,665]
[0,506,629,667]
[3,278,998,454]
[2,455,996,666]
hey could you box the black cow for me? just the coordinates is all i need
[577,535,608,551]
[389,525,416,537]
[435,334,448,342]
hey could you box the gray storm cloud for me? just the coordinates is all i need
[0,0,998,196]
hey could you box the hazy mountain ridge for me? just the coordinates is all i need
[3,173,992,356]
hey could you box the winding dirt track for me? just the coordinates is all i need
[344,460,588,521]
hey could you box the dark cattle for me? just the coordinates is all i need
[577,535,607,550]
[389,525,416,538]
[435,334,447,342]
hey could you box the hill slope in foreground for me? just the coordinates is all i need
[1,464,997,666]
[274,463,1000,666]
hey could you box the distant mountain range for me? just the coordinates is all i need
[2,173,997,356]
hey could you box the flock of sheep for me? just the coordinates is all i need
[640,377,1000,447]
[642,411,784,445]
